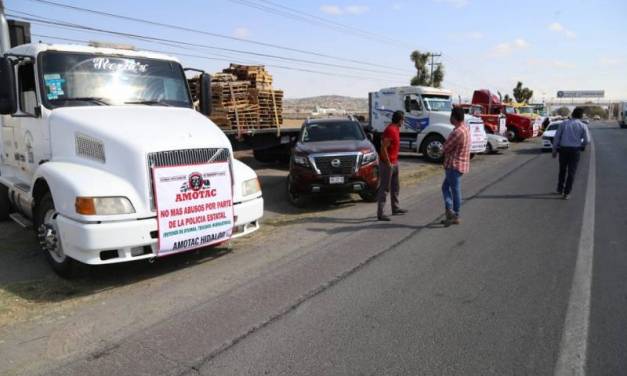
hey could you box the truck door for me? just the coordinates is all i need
[6,59,48,183]
[403,94,424,132]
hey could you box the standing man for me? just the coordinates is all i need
[377,110,407,221]
[441,107,470,226]
[552,107,589,200]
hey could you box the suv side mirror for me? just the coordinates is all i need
[199,73,212,116]
[0,57,17,115]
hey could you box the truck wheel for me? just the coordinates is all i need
[0,184,10,221]
[35,193,75,278]
[286,176,307,207]
[253,149,276,163]
[420,134,445,163]
[505,128,518,142]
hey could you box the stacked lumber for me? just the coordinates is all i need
[249,89,284,127]
[210,81,259,129]
[223,64,273,90]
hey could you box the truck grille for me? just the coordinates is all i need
[148,148,230,168]
[147,148,231,211]
[313,154,358,175]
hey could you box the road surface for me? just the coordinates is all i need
[1,122,625,376]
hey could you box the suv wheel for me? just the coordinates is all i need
[421,134,445,163]
[286,176,306,207]
[35,193,75,278]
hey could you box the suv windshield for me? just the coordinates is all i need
[301,121,365,143]
[422,95,452,112]
[40,51,191,108]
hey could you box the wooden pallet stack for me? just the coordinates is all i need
[249,88,284,127]
[187,64,283,130]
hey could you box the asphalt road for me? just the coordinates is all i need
[2,122,625,376]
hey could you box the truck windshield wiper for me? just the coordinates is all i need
[53,97,110,105]
[124,100,172,107]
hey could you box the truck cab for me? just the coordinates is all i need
[369,86,486,163]
[471,89,539,142]
[0,41,264,276]
[460,104,507,135]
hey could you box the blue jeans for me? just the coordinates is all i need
[442,168,463,216]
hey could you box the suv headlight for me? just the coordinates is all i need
[75,197,135,215]
[293,155,310,167]
[242,178,261,197]
[361,152,377,165]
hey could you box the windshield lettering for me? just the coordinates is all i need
[92,58,149,73]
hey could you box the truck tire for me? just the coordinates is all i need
[253,148,276,163]
[35,193,75,278]
[420,134,446,163]
[505,127,518,142]
[0,184,10,221]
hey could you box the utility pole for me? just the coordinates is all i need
[428,52,442,86]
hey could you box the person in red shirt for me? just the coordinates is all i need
[377,110,407,221]
[441,106,470,226]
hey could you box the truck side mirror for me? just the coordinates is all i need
[0,57,17,115]
[404,96,411,113]
[199,73,212,116]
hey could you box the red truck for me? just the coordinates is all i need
[460,104,506,135]
[471,90,537,142]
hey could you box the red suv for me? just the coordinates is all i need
[287,118,379,206]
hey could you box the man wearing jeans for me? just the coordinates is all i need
[552,107,589,200]
[377,110,407,221]
[441,107,470,226]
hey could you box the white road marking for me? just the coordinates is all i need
[554,138,596,376]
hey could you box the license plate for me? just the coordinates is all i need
[329,176,344,184]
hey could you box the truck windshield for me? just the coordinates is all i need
[301,121,365,143]
[504,106,515,114]
[39,51,191,108]
[422,95,452,112]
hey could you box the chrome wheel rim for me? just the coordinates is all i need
[38,209,65,263]
[426,140,444,160]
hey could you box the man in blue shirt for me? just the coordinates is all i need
[552,107,590,199]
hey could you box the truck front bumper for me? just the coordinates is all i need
[56,195,264,265]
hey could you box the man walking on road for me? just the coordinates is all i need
[441,107,470,226]
[377,110,407,221]
[553,107,589,200]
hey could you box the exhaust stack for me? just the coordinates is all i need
[0,0,10,54]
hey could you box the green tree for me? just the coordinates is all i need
[553,106,571,117]
[503,94,512,103]
[409,50,444,87]
[583,105,608,119]
[512,81,534,103]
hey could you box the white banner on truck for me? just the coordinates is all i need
[152,162,233,257]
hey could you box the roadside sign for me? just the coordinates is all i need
[556,90,604,98]
[152,162,233,257]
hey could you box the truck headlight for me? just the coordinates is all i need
[361,152,377,165]
[75,197,135,215]
[293,155,309,167]
[242,178,261,197]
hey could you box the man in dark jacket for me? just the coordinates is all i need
[552,107,590,200]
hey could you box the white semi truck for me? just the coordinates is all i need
[618,101,627,128]
[368,86,487,163]
[0,9,263,276]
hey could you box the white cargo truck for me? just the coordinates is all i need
[368,86,487,163]
[0,10,263,276]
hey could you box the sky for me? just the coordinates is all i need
[6,0,627,100]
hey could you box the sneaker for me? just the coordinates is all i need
[445,209,455,220]
[392,208,408,215]
[377,215,391,221]
[450,216,461,225]
[563,194,570,200]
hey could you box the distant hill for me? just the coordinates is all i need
[283,95,368,113]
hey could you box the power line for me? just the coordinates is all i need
[8,11,410,79]
[24,0,409,73]
[30,33,404,83]
[227,0,412,48]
